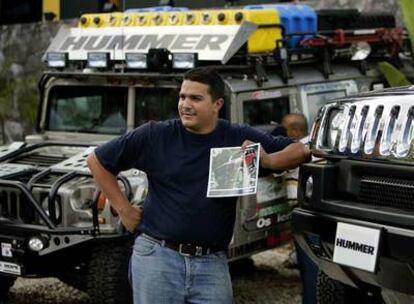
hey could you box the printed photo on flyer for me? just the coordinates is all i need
[207,143,260,197]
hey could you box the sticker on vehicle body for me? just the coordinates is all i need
[333,222,381,273]
[1,243,12,258]
[0,261,21,275]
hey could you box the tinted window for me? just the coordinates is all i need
[243,97,290,129]
[134,87,179,126]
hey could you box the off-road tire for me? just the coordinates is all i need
[87,244,132,304]
[0,275,16,301]
[229,257,256,276]
[316,270,346,304]
[317,270,384,304]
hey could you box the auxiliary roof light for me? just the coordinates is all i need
[172,53,198,69]
[126,53,148,69]
[46,52,68,68]
[87,52,110,68]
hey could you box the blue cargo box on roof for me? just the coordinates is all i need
[244,4,317,48]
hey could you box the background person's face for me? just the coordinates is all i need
[178,80,223,134]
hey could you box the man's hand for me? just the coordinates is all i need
[120,205,143,233]
[242,139,310,170]
[242,140,270,167]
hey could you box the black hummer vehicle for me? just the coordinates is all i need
[293,86,414,304]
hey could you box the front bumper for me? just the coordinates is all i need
[293,208,414,295]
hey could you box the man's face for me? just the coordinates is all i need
[178,80,223,134]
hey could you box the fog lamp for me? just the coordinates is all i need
[28,236,48,252]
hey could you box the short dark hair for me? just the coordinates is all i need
[183,68,225,101]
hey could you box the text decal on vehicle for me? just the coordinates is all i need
[333,222,381,272]
[0,261,21,275]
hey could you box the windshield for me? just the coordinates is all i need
[46,86,128,134]
[134,87,179,126]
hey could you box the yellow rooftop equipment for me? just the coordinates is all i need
[78,8,281,54]
[79,12,123,28]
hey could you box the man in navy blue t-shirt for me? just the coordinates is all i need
[87,68,310,304]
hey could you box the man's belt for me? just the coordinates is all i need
[141,233,223,257]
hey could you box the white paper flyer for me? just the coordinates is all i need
[207,143,260,197]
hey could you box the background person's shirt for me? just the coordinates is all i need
[95,119,293,248]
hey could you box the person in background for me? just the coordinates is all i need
[87,67,311,304]
[281,113,308,141]
[281,113,318,304]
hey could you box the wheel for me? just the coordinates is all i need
[0,275,16,301]
[87,244,133,304]
[316,270,384,304]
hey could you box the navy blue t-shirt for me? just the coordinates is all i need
[95,119,293,248]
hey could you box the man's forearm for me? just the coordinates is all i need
[262,142,310,170]
[86,153,130,215]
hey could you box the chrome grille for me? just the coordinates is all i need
[0,187,37,223]
[358,176,414,211]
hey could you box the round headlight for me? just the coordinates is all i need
[28,237,47,252]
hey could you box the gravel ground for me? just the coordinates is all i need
[8,244,302,304]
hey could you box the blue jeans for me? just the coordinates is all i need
[129,234,233,304]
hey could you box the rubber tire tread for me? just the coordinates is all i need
[87,244,132,304]
[316,270,346,304]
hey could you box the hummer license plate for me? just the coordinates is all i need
[333,222,381,273]
[0,260,21,275]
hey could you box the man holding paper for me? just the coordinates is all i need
[87,67,310,304]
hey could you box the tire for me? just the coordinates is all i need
[0,275,16,301]
[229,257,256,276]
[316,270,346,304]
[87,244,133,304]
[317,270,384,304]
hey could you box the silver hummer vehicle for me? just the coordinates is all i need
[0,6,408,304]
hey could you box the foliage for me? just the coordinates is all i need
[400,0,414,54]
[378,0,414,88]
[378,62,412,87]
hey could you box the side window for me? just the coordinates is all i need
[243,97,290,129]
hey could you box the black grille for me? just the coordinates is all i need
[358,176,414,211]
[0,188,36,223]
[13,153,67,167]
